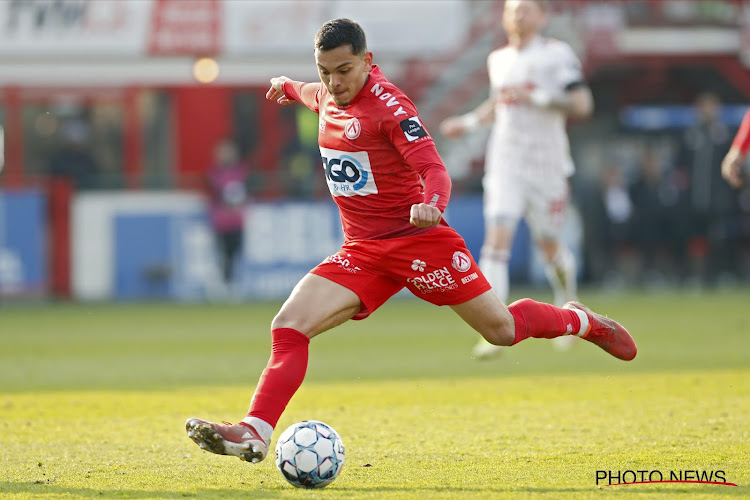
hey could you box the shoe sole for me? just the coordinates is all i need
[552,335,578,351]
[563,301,637,361]
[472,343,503,360]
[185,419,266,463]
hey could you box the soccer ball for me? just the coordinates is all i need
[275,420,345,488]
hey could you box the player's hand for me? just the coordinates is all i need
[500,86,532,105]
[409,203,442,228]
[439,116,467,139]
[266,76,295,105]
[721,147,745,188]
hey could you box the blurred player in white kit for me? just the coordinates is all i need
[441,0,593,359]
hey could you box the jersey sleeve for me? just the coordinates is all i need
[281,81,322,114]
[732,107,750,154]
[380,96,435,158]
[403,142,452,213]
[377,94,449,210]
[554,42,586,92]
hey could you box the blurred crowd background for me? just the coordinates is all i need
[1,0,750,302]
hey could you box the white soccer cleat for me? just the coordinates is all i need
[472,337,503,360]
[552,334,578,351]
[185,417,269,463]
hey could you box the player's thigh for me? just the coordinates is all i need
[535,236,562,261]
[484,222,517,251]
[483,174,523,249]
[450,289,515,346]
[272,273,362,339]
[526,175,569,242]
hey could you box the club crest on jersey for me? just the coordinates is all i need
[451,251,471,272]
[319,146,378,197]
[400,116,428,142]
[344,118,361,139]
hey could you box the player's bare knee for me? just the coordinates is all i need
[482,315,515,346]
[271,310,305,334]
[494,326,516,346]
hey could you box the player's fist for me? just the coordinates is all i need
[266,76,294,105]
[410,203,442,228]
[439,116,467,139]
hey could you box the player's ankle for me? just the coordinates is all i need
[242,416,274,442]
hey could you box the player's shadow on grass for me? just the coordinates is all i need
[7,482,743,497]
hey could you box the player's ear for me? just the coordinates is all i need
[363,51,373,69]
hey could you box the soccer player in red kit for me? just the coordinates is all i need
[185,18,636,464]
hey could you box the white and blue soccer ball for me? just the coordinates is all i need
[274,420,345,488]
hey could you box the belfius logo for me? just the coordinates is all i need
[596,470,737,487]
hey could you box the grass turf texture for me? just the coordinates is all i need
[1,290,748,498]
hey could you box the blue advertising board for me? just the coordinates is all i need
[0,189,47,296]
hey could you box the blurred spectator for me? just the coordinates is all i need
[593,163,633,285]
[47,119,98,190]
[676,92,741,286]
[206,139,251,289]
[628,149,685,285]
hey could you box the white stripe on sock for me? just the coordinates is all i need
[572,309,589,337]
[242,416,274,442]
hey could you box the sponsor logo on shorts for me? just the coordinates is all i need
[411,259,426,272]
[461,272,478,284]
[407,266,458,294]
[326,253,361,273]
[451,251,471,272]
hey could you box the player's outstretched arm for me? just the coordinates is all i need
[266,76,295,105]
[564,86,594,120]
[439,97,497,138]
[513,85,593,119]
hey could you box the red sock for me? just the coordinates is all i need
[509,298,581,345]
[248,328,310,427]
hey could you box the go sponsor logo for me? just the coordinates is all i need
[320,147,378,197]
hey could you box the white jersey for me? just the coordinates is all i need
[485,36,584,179]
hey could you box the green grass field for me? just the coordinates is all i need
[1,289,748,499]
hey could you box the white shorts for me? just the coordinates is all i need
[482,171,569,240]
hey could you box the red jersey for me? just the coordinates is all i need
[282,65,450,241]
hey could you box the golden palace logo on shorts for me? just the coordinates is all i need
[407,267,458,294]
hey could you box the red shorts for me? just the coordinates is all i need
[310,226,491,320]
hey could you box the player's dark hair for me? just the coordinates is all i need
[314,18,367,55]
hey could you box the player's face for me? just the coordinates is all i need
[315,45,373,107]
[503,0,546,39]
